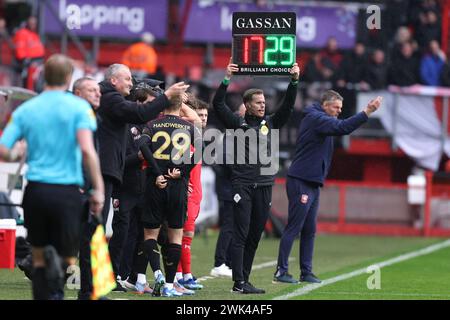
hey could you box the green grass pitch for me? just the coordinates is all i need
[0,232,448,300]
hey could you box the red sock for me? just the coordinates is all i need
[180,236,192,274]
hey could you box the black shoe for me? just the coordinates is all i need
[231,281,265,294]
[300,273,322,283]
[231,281,245,293]
[112,281,127,292]
[17,254,33,280]
[245,282,265,294]
[273,272,299,284]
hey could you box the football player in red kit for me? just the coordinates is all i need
[176,96,208,290]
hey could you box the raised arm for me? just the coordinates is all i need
[315,96,382,136]
[180,100,202,127]
[104,82,189,124]
[212,58,242,129]
[270,63,300,129]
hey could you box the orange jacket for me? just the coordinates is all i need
[13,28,45,61]
[121,42,157,74]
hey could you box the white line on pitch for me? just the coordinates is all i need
[196,258,294,282]
[273,239,450,300]
[307,291,450,298]
[252,257,295,271]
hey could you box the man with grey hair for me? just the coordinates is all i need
[72,76,104,300]
[97,63,188,290]
[273,90,382,284]
[73,77,101,110]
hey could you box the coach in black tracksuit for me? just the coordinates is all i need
[273,91,382,284]
[96,64,188,289]
[113,85,163,284]
[109,123,147,279]
[97,64,188,225]
[212,60,300,294]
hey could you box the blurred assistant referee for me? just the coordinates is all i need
[0,54,104,300]
[273,91,382,284]
[212,58,300,294]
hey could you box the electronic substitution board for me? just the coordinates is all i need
[232,12,297,76]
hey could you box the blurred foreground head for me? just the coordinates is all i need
[44,54,74,89]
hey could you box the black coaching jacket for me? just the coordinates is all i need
[97,81,169,183]
[212,80,297,186]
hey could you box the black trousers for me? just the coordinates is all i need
[231,184,272,283]
[79,175,117,299]
[109,191,144,278]
[119,209,145,280]
[78,207,97,299]
[214,199,234,267]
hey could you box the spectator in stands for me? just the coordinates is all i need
[394,26,414,46]
[319,37,343,71]
[388,41,420,86]
[386,0,411,35]
[304,52,335,83]
[362,49,388,90]
[0,17,15,64]
[409,0,440,31]
[336,42,369,118]
[420,40,447,86]
[390,26,419,59]
[12,16,45,72]
[336,42,368,89]
[318,37,343,83]
[122,32,158,79]
[415,10,441,50]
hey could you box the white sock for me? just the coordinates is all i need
[175,272,183,281]
[164,283,173,290]
[154,269,163,280]
[137,273,146,284]
[184,273,193,281]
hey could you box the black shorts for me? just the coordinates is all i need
[22,181,83,257]
[142,179,188,229]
